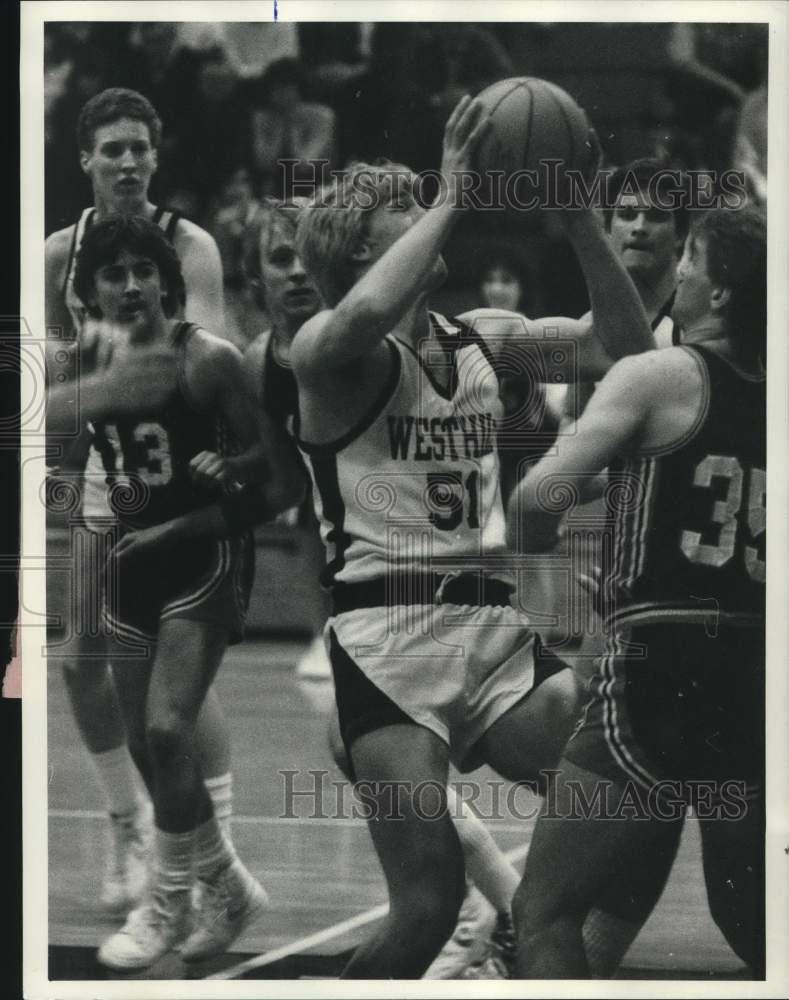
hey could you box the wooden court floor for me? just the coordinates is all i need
[47,637,748,981]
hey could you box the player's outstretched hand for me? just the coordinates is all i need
[440,95,491,200]
[104,345,178,416]
[189,450,235,489]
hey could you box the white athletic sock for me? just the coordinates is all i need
[582,907,640,978]
[194,816,238,881]
[90,745,141,818]
[205,772,233,837]
[449,787,520,915]
[153,828,194,898]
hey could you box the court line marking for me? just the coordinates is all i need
[207,842,531,981]
[48,808,533,834]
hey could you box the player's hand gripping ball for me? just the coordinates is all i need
[473,77,596,217]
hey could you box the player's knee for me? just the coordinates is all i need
[391,875,464,942]
[513,867,581,935]
[545,667,583,721]
[145,714,192,766]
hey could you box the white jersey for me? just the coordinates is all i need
[297,313,507,586]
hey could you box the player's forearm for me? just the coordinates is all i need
[46,372,110,434]
[328,196,458,355]
[505,475,565,554]
[567,211,654,360]
[159,480,300,544]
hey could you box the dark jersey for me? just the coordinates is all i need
[88,322,236,530]
[605,344,765,623]
[260,333,299,428]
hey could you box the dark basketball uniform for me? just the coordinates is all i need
[89,322,253,645]
[567,344,766,797]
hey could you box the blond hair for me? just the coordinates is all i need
[295,161,418,307]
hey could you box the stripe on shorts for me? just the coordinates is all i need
[161,540,230,618]
[600,632,661,791]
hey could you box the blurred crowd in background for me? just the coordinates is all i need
[45,20,768,346]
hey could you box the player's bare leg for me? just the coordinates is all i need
[98,619,265,970]
[512,759,677,978]
[60,561,152,917]
[699,796,764,975]
[326,703,519,979]
[113,659,234,830]
[583,821,682,975]
[474,667,582,785]
[342,724,465,979]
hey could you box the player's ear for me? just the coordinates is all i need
[79,149,92,175]
[709,286,731,314]
[350,241,372,264]
[151,146,158,174]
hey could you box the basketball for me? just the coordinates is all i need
[473,77,594,213]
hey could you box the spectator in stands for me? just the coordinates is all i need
[164,44,251,222]
[209,167,263,348]
[477,251,561,501]
[250,58,336,199]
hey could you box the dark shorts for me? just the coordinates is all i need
[102,529,254,647]
[565,616,764,800]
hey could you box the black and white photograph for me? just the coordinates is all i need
[17,1,789,995]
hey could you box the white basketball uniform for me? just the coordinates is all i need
[297,313,555,769]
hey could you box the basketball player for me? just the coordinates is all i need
[242,198,526,979]
[44,88,235,917]
[290,95,655,978]
[574,157,693,976]
[507,206,766,977]
[47,214,303,970]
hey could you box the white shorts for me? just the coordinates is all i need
[326,602,546,772]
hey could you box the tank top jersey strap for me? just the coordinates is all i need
[63,205,182,337]
[260,331,299,429]
[651,290,681,350]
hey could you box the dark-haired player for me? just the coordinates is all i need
[573,157,694,976]
[48,215,303,970]
[508,206,766,977]
[44,87,234,917]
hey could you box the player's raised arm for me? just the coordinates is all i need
[45,344,179,435]
[290,96,490,374]
[459,208,653,383]
[506,351,655,553]
[564,205,655,361]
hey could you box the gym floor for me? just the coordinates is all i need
[47,637,747,982]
